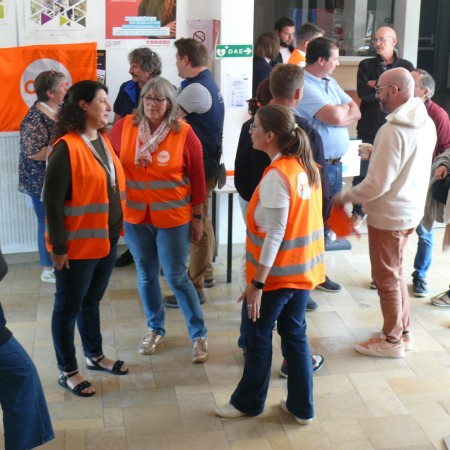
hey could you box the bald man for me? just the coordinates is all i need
[335,68,436,358]
[351,27,414,227]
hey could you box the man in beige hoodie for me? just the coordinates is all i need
[335,68,436,358]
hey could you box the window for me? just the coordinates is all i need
[255,0,395,57]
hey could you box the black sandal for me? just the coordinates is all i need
[58,370,96,397]
[86,355,129,375]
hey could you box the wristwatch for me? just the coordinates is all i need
[193,214,204,220]
[251,279,265,289]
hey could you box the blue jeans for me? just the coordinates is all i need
[351,135,374,217]
[51,238,118,372]
[412,222,434,280]
[0,336,54,449]
[325,161,343,239]
[30,194,53,267]
[124,221,207,341]
[231,289,313,420]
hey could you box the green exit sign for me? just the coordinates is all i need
[215,44,253,59]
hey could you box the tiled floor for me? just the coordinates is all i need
[1,226,450,449]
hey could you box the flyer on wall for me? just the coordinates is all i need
[20,0,95,43]
[0,0,5,25]
[105,0,176,49]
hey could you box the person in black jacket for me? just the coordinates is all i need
[351,27,414,227]
[0,247,54,449]
[252,32,279,97]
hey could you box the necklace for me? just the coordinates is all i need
[39,101,58,115]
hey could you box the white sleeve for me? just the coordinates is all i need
[257,168,290,267]
[177,83,213,115]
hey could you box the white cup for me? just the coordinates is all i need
[359,143,372,160]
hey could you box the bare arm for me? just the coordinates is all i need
[315,100,361,127]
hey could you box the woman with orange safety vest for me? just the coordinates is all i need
[215,105,325,424]
[44,81,129,398]
[112,76,209,364]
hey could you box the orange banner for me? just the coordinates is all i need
[0,42,97,132]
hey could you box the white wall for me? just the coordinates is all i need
[394,0,421,66]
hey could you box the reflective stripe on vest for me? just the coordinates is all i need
[246,156,325,291]
[120,116,193,227]
[66,228,110,240]
[45,132,126,259]
[151,194,191,211]
[247,227,324,252]
[64,203,109,216]
[246,247,324,277]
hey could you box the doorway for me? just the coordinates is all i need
[417,0,449,97]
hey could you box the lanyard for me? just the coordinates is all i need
[80,133,117,193]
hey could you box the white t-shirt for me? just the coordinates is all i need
[253,154,290,267]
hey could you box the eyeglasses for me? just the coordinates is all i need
[374,85,401,93]
[372,36,394,44]
[249,123,265,133]
[142,96,167,105]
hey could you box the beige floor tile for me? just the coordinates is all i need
[102,386,176,409]
[85,427,127,450]
[321,419,368,443]
[221,417,265,441]
[230,438,272,449]
[125,432,168,450]
[358,414,432,449]
[176,392,224,432]
[104,407,124,428]
[3,232,450,449]
[123,405,183,434]
[352,378,409,416]
[167,431,230,449]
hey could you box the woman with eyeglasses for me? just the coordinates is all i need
[112,76,209,363]
[44,81,129,398]
[215,105,325,425]
[18,70,67,284]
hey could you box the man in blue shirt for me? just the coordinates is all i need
[297,36,361,291]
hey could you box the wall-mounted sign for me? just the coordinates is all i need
[215,44,253,59]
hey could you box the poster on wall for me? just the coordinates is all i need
[0,0,5,25]
[20,0,95,42]
[105,0,176,49]
[0,42,97,132]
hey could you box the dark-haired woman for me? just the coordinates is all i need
[19,70,66,283]
[215,105,325,424]
[44,81,129,398]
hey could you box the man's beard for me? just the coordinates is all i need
[280,40,290,48]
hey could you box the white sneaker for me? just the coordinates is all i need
[214,402,247,418]
[41,269,55,283]
[355,337,405,358]
[431,292,450,307]
[380,331,413,351]
[279,399,313,425]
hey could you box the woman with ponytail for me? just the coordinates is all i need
[215,104,325,425]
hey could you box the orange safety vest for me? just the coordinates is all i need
[46,132,126,259]
[246,156,325,291]
[120,115,192,228]
[288,49,306,67]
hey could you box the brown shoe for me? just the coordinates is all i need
[192,337,209,363]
